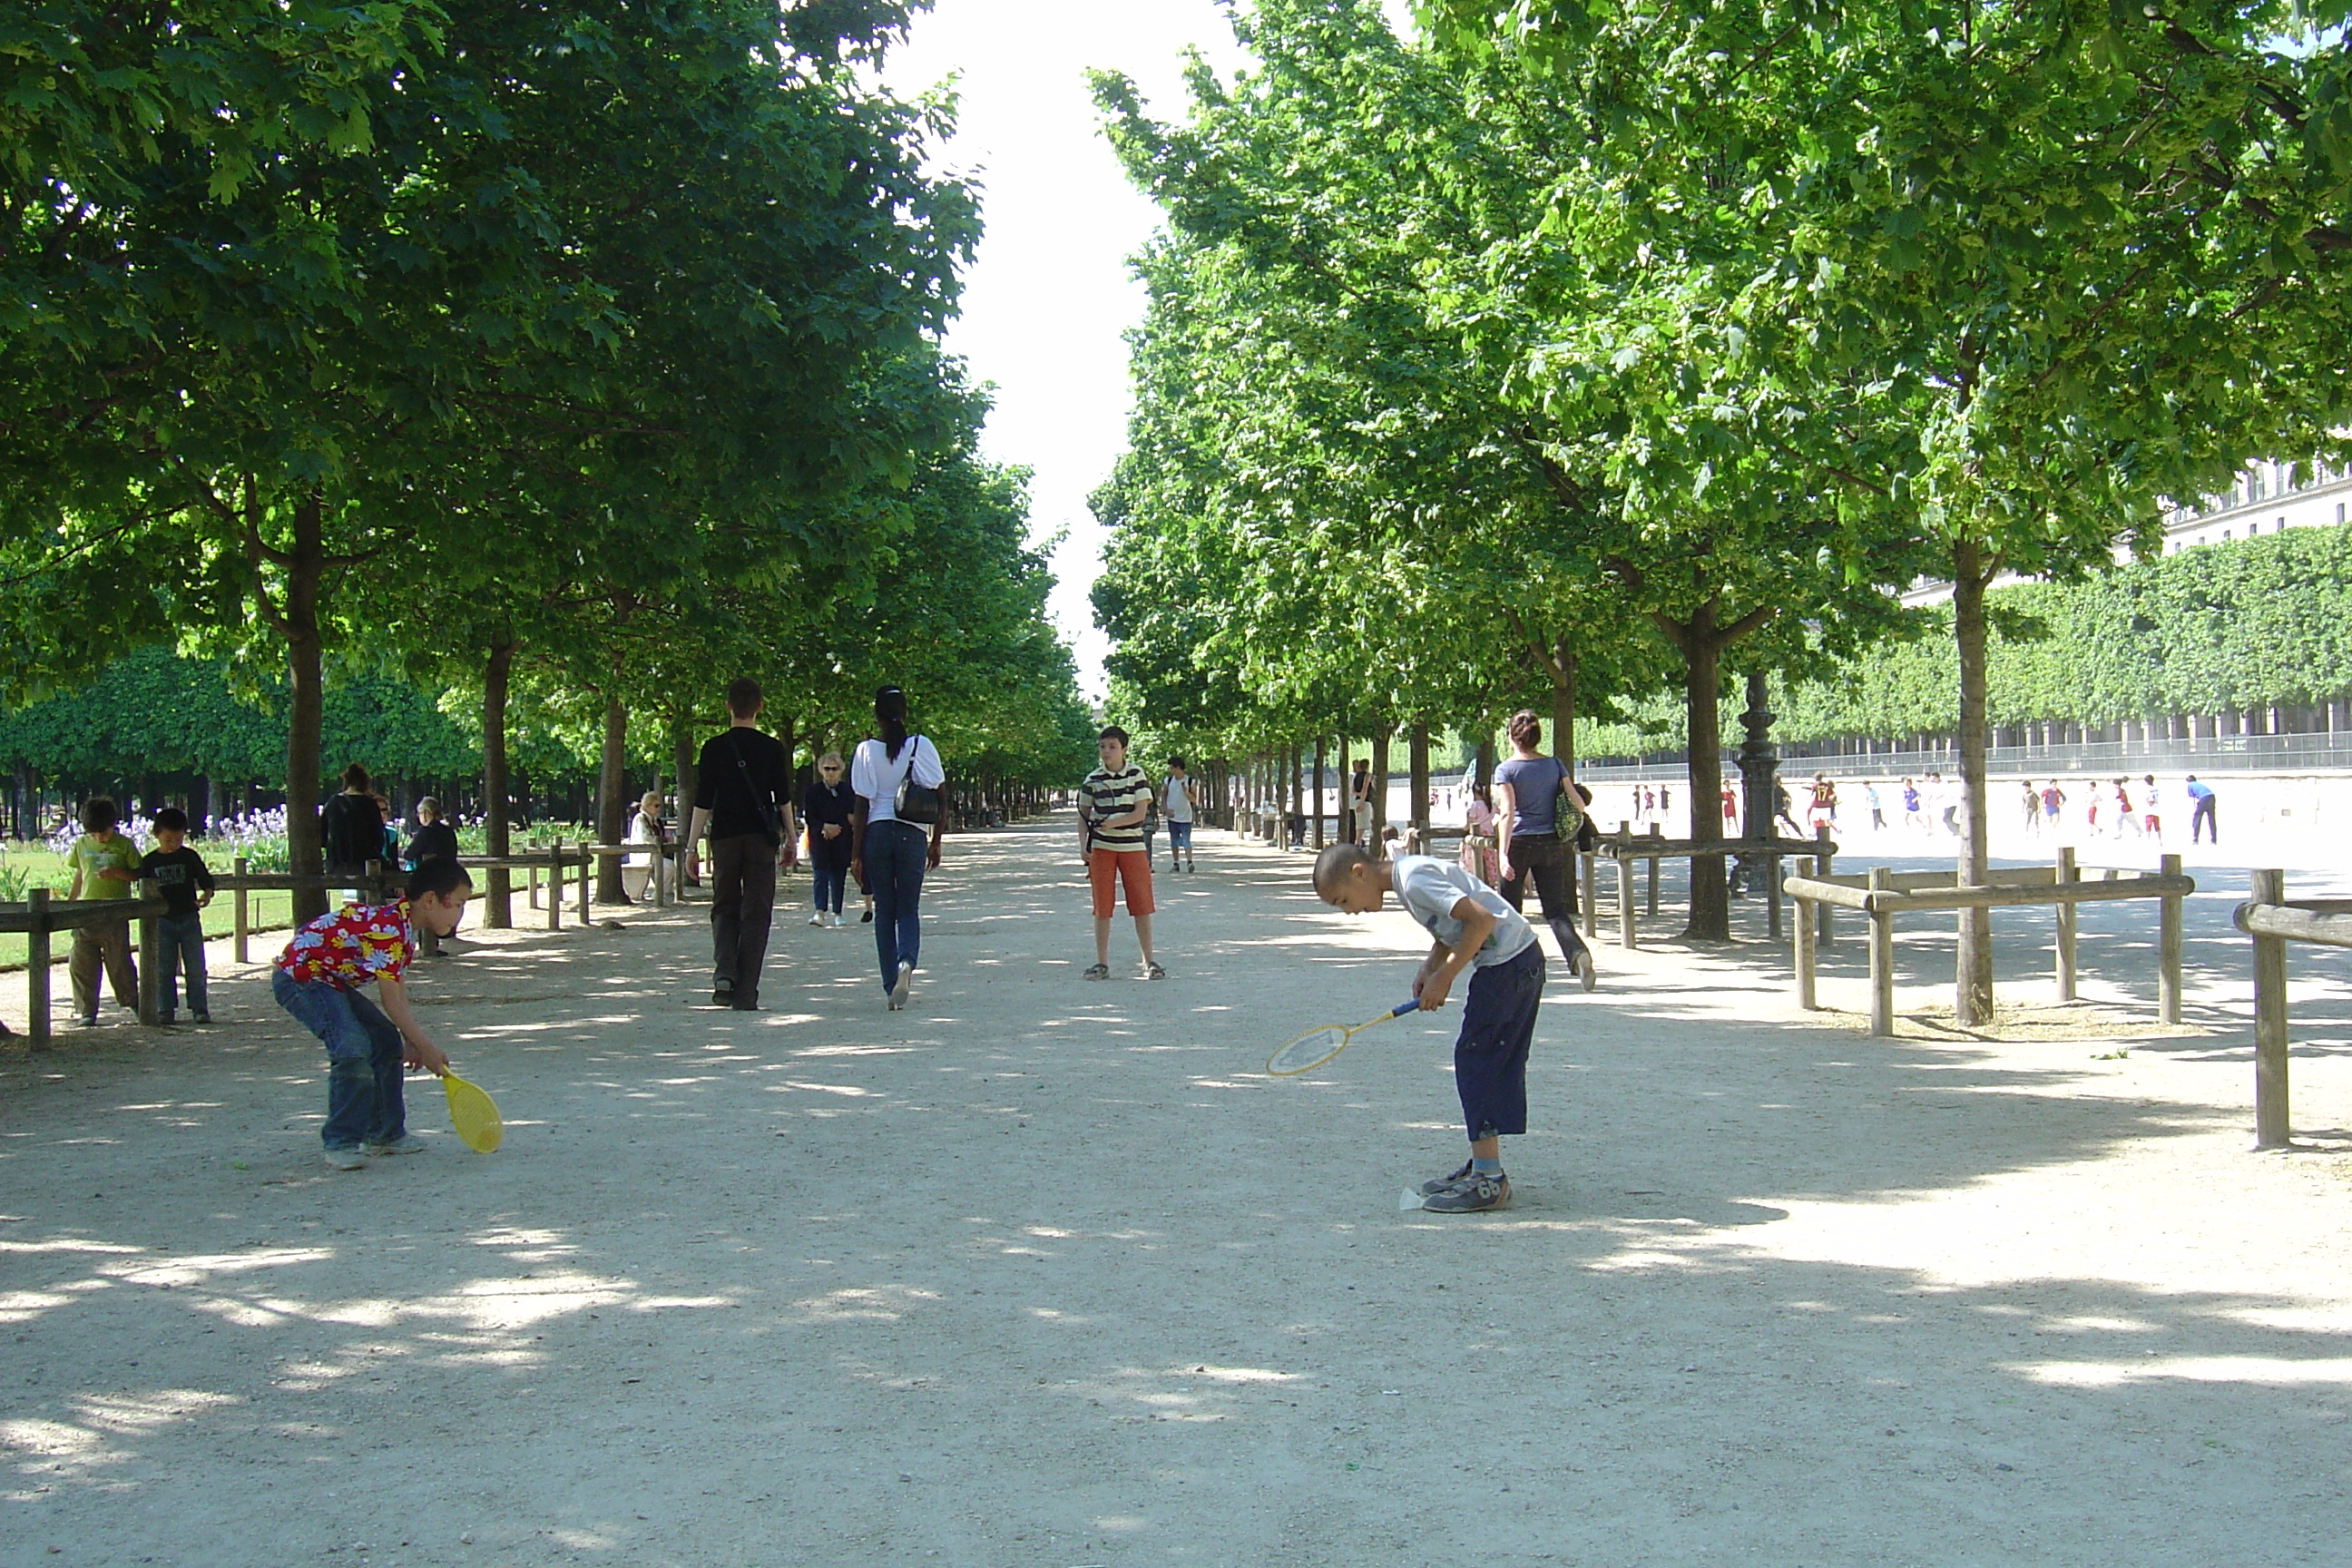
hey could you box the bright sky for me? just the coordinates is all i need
[877,2,1258,699]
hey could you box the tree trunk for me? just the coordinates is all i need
[1953,540,1995,1025]
[596,691,628,903]
[283,492,329,922]
[1551,642,1578,776]
[1680,617,1730,942]
[1474,732,1495,793]
[1312,737,1328,848]
[1370,730,1391,842]
[482,636,517,928]
[1337,732,1352,842]
[1408,723,1430,838]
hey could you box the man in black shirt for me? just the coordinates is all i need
[686,678,799,1010]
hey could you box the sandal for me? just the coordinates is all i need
[1145,962,1167,980]
[1083,963,1111,981]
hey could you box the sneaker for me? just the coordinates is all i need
[191,1013,212,1024]
[808,913,826,926]
[1144,961,1167,980]
[1573,949,1598,992]
[1082,963,1111,982]
[887,959,913,1011]
[827,911,844,928]
[860,909,875,924]
[1418,1161,1475,1197]
[1423,1173,1511,1213]
[711,987,734,1007]
[159,1013,177,1025]
[74,1014,99,1029]
[365,1135,426,1156]
[323,1146,367,1171]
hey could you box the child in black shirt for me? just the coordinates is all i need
[142,808,217,1024]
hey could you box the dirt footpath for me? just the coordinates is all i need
[5,819,2349,1567]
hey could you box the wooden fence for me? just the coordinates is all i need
[2231,869,2352,1150]
[1592,828,1842,947]
[7,840,663,1049]
[1784,850,2193,1036]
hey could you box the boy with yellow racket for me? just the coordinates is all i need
[1313,841,1544,1212]
[272,859,475,1171]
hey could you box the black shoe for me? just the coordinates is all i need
[712,986,734,1007]
[860,909,875,924]
[730,999,761,1013]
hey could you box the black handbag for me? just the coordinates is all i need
[729,731,783,848]
[893,735,942,826]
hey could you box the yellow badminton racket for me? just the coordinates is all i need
[1266,1000,1425,1076]
[441,1070,503,1152]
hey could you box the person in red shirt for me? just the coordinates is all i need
[272,859,473,1170]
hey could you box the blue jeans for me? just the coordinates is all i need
[811,848,850,914]
[1453,944,1545,1142]
[865,819,927,992]
[156,912,209,1019]
[1166,820,1193,857]
[272,969,407,1151]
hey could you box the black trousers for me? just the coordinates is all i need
[1498,831,1589,961]
[710,833,778,1004]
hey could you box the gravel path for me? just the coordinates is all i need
[4,818,2348,1566]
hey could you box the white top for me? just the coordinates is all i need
[1162,776,1194,823]
[1389,854,1535,968]
[851,735,946,825]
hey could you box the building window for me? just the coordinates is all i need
[2338,502,2345,524]
[2224,529,2232,541]
[2278,517,2288,532]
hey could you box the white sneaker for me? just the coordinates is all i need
[323,1147,367,1171]
[828,911,845,928]
[888,958,913,1010]
[808,913,826,926]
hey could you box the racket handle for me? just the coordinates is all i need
[1391,999,1422,1017]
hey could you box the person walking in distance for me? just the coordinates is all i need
[2140,775,2163,841]
[686,678,798,1012]
[850,686,946,1011]
[802,753,857,926]
[1493,710,1598,991]
[2186,775,2217,844]
[2022,779,2041,837]
[1162,756,1200,874]
[1350,758,1375,845]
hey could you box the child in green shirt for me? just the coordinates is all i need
[65,797,142,1027]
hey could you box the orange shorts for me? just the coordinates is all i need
[1088,847,1156,918]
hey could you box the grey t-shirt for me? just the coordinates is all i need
[1389,855,1536,968]
[1494,754,1571,835]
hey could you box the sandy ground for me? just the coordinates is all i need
[5,818,2351,1567]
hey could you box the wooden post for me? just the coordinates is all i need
[1617,852,1637,951]
[1868,867,1895,1037]
[2055,847,2078,1002]
[233,857,250,965]
[1814,823,1835,946]
[546,840,563,932]
[576,847,590,924]
[2158,852,2184,1024]
[1647,826,1661,916]
[1794,854,1818,1010]
[1581,850,1598,939]
[26,887,50,1047]
[137,902,161,1025]
[2251,867,2290,1149]
[528,858,540,911]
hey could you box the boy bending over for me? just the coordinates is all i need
[1314,841,1544,1213]
[273,859,473,1171]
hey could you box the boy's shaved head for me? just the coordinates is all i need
[1314,841,1377,896]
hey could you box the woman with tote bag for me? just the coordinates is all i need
[849,686,946,1011]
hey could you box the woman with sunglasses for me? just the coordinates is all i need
[802,752,858,926]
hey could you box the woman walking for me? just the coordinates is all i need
[1493,710,1598,990]
[802,752,857,926]
[850,686,946,1011]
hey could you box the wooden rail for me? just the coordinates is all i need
[2230,870,2352,1150]
[1785,850,2192,1036]
[1591,828,1840,948]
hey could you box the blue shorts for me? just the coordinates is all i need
[1166,820,1193,851]
[1452,943,1545,1142]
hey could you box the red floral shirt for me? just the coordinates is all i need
[276,898,416,989]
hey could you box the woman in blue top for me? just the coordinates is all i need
[1492,710,1597,990]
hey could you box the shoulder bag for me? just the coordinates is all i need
[893,735,942,827]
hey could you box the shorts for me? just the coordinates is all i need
[1166,819,1193,851]
[1453,944,1545,1142]
[1088,847,1156,918]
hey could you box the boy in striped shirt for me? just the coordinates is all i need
[1079,726,1165,980]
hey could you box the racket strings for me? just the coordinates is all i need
[1268,1024,1350,1075]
